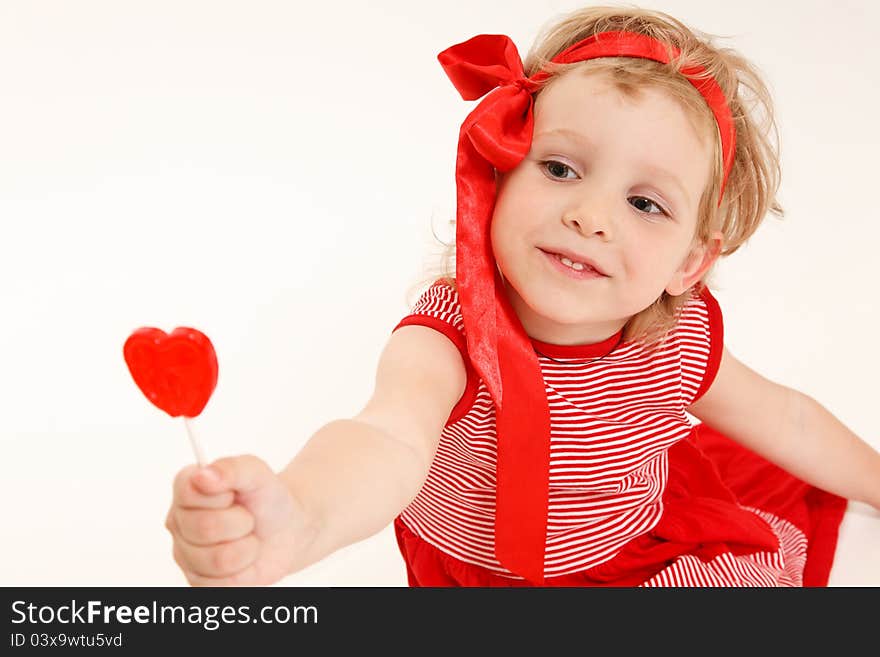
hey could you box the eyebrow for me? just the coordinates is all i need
[532,128,692,210]
[533,128,595,149]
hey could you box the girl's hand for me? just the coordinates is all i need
[165,455,316,586]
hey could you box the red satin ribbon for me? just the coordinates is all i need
[437,32,736,584]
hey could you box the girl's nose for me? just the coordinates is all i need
[562,206,614,241]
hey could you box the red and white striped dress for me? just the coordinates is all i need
[391,280,846,587]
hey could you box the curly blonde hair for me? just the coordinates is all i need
[411,5,783,346]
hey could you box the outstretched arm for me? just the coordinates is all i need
[687,346,880,510]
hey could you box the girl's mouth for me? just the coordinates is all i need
[540,249,606,280]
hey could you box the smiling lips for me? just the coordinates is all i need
[539,247,608,276]
[541,249,606,280]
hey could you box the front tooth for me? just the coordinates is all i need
[559,256,586,271]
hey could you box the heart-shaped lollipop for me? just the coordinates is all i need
[124,327,218,417]
[124,327,218,464]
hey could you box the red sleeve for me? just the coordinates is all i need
[691,286,724,404]
[391,282,480,426]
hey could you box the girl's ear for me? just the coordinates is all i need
[665,230,723,296]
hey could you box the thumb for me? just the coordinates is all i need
[193,454,275,496]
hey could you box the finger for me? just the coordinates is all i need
[172,541,216,586]
[173,465,234,509]
[174,505,255,546]
[172,538,263,587]
[175,534,260,580]
[203,455,276,497]
[184,561,262,587]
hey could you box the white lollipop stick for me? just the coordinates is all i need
[183,417,208,467]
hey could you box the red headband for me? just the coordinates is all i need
[437,31,736,584]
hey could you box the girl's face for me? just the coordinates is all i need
[490,69,722,345]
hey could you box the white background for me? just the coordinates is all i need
[1,0,877,586]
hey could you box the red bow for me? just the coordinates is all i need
[439,35,551,585]
[437,32,735,585]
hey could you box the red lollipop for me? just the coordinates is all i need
[124,327,218,465]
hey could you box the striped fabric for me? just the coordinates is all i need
[641,508,806,586]
[393,280,805,584]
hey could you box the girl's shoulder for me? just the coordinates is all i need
[672,285,723,344]
[405,278,466,336]
[670,285,724,405]
[395,277,476,426]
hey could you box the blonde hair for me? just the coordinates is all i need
[411,5,783,347]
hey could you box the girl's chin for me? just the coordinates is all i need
[519,295,597,327]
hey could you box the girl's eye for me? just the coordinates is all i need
[540,160,578,180]
[538,160,670,218]
[629,196,669,218]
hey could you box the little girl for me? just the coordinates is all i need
[164,6,880,586]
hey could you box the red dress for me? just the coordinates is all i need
[391,281,846,586]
